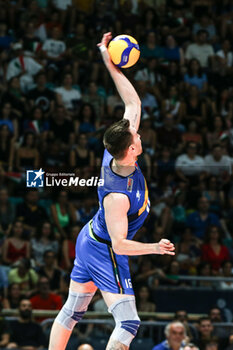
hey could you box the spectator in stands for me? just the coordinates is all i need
[134,58,162,91]
[15,131,39,171]
[209,306,230,339]
[136,285,156,312]
[161,85,184,124]
[175,141,205,187]
[6,42,43,93]
[163,35,185,65]
[192,14,217,41]
[195,317,221,350]
[183,86,207,128]
[184,344,199,350]
[0,299,10,348]
[38,250,64,293]
[136,80,160,119]
[75,195,97,225]
[51,190,76,239]
[69,134,95,170]
[1,77,26,120]
[0,187,15,239]
[48,105,75,148]
[219,261,233,289]
[0,22,13,50]
[0,102,18,139]
[174,310,198,341]
[0,125,14,173]
[184,59,208,94]
[139,114,156,156]
[153,147,175,179]
[152,321,186,350]
[175,228,201,274]
[140,31,164,61]
[2,220,30,265]
[161,260,184,287]
[31,221,59,267]
[42,26,66,67]
[201,225,230,273]
[156,113,183,154]
[30,276,62,322]
[182,120,203,148]
[205,144,232,179]
[55,73,82,117]
[8,257,38,297]
[82,81,105,119]
[66,22,93,84]
[77,344,94,350]
[211,89,233,121]
[186,197,221,240]
[16,188,48,235]
[7,298,47,349]
[185,29,215,68]
[202,176,225,216]
[197,262,213,288]
[28,71,55,118]
[216,39,233,71]
[62,224,81,271]
[206,116,227,152]
[2,283,21,309]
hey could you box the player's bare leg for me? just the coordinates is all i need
[49,280,97,350]
[101,291,140,350]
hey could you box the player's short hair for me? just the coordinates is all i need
[103,119,133,160]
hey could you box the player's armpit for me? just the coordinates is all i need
[103,192,130,254]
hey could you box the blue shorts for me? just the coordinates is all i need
[70,221,134,295]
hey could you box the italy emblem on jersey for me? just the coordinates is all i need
[127,177,133,192]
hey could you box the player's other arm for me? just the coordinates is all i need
[98,32,141,131]
[104,193,175,256]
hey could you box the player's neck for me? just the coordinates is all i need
[112,157,136,177]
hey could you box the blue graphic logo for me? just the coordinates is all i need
[26,169,45,187]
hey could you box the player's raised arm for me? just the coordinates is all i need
[104,193,175,256]
[98,32,141,131]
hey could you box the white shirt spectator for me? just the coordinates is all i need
[175,154,205,176]
[52,0,72,10]
[216,49,233,67]
[42,39,66,58]
[185,43,214,68]
[205,154,232,176]
[134,68,161,86]
[55,87,81,110]
[6,56,42,92]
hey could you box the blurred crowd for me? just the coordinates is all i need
[0,0,233,348]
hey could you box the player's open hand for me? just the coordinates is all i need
[156,239,175,255]
[97,32,112,48]
[97,32,113,66]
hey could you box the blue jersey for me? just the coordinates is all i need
[71,148,151,294]
[92,149,150,241]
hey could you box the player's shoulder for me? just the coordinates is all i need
[103,192,130,211]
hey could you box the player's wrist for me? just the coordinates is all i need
[99,45,107,53]
[154,243,160,255]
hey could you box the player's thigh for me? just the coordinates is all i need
[100,290,134,308]
[70,279,98,294]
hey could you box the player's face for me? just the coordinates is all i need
[130,127,142,157]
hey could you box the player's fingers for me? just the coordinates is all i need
[162,239,171,244]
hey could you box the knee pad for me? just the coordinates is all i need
[55,289,94,331]
[108,296,141,347]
